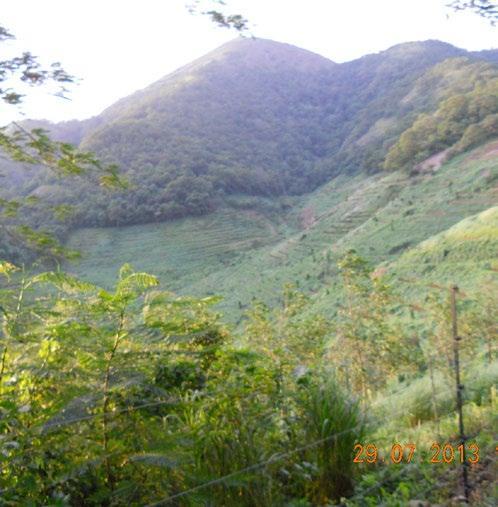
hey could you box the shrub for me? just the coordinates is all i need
[296,378,365,503]
[154,360,206,391]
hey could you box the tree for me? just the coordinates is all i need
[187,0,250,32]
[244,283,329,375]
[331,250,412,398]
[0,24,126,263]
[448,0,498,24]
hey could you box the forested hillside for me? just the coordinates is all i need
[4,38,498,233]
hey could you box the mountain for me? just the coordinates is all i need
[76,37,338,220]
[3,38,498,251]
[9,37,495,230]
[472,48,498,64]
[2,36,497,506]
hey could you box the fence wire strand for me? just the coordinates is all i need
[0,277,495,504]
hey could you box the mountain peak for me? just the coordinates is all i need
[382,39,464,58]
[96,37,336,123]
[199,36,337,71]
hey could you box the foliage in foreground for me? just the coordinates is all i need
[0,261,367,505]
[0,252,496,505]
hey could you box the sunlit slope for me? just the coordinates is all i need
[387,205,498,291]
[67,140,498,320]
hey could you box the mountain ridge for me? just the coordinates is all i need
[22,38,495,143]
[5,37,498,233]
[20,38,497,149]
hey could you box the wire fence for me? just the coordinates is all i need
[0,277,496,505]
[0,377,485,504]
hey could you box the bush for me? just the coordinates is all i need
[154,360,206,391]
[374,375,454,426]
[466,360,498,405]
[296,378,365,503]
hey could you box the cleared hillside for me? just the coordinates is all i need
[388,204,498,292]
[67,207,286,294]
[66,139,498,321]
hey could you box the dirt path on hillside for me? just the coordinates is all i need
[478,139,498,159]
[466,138,498,161]
[415,149,450,173]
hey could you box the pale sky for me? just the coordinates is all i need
[1,0,497,124]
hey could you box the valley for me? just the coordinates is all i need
[66,140,498,323]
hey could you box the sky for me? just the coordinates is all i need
[1,0,497,123]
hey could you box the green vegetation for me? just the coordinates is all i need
[66,206,286,294]
[1,27,497,505]
[5,39,498,233]
[66,140,498,322]
[1,249,496,504]
[390,205,498,288]
[384,58,498,171]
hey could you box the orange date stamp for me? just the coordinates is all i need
[353,442,480,464]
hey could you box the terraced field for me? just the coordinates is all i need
[66,209,284,294]
[67,140,498,322]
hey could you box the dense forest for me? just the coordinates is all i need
[3,39,498,247]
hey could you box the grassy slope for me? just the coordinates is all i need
[387,205,498,298]
[66,208,287,294]
[66,140,498,322]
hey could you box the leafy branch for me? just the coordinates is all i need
[447,0,498,24]
[0,24,73,105]
[186,0,250,32]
